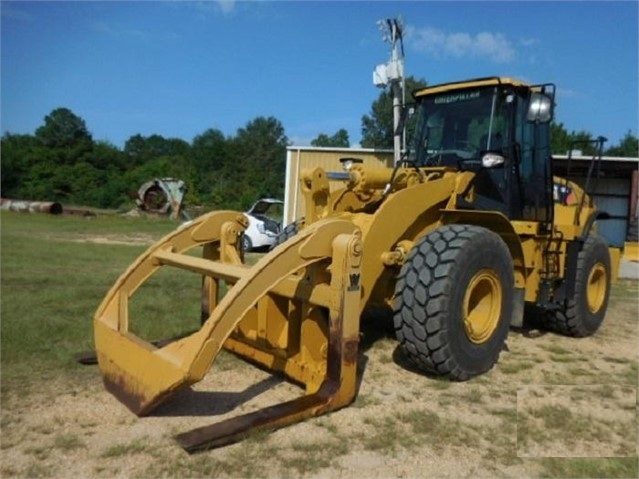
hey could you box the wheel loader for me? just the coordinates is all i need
[93,77,616,451]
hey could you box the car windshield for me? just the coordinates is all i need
[409,86,508,167]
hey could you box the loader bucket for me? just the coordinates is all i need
[94,210,363,450]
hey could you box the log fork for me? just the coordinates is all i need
[93,210,363,452]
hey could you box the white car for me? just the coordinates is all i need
[242,198,284,251]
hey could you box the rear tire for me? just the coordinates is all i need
[393,225,513,380]
[542,235,611,337]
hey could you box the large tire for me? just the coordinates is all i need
[542,235,611,337]
[393,225,514,380]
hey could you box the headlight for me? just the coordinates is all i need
[527,93,553,123]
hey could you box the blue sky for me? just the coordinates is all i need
[1,1,637,149]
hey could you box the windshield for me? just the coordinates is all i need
[410,87,508,167]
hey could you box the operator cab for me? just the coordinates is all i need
[410,77,555,224]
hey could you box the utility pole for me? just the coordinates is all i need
[373,17,405,165]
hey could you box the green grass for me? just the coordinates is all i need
[100,439,150,458]
[360,414,414,452]
[518,386,636,459]
[539,457,638,478]
[0,212,185,386]
[609,279,639,300]
[52,433,86,451]
[283,438,350,474]
[499,360,537,374]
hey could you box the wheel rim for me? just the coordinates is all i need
[586,263,607,313]
[463,269,502,344]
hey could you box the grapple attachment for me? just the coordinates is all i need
[93,210,363,451]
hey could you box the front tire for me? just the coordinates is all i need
[393,225,514,380]
[542,235,611,337]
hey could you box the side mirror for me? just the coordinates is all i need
[482,153,505,168]
[526,93,553,123]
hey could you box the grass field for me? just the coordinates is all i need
[1,211,637,478]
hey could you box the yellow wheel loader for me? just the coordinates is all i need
[93,77,616,451]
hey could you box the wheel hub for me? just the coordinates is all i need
[586,262,607,313]
[463,269,502,344]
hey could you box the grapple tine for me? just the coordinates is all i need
[176,383,334,452]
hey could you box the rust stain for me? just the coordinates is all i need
[343,338,360,364]
[102,374,145,416]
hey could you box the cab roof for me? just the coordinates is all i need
[413,76,531,98]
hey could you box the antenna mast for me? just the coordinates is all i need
[373,17,405,164]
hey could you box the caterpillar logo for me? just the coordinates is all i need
[434,90,481,104]
[348,273,361,292]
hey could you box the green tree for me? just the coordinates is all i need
[550,122,572,155]
[0,133,39,197]
[89,140,128,172]
[551,123,606,156]
[191,128,229,204]
[123,134,190,166]
[605,131,638,157]
[228,116,288,209]
[18,108,97,203]
[569,130,598,156]
[311,129,350,147]
[191,129,227,173]
[361,76,428,149]
[35,107,92,149]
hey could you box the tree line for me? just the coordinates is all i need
[1,109,290,212]
[2,76,637,212]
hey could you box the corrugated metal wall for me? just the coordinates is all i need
[284,147,394,224]
[573,177,631,247]
[553,155,639,246]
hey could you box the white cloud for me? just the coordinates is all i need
[190,0,236,17]
[405,25,516,64]
[519,37,539,47]
[216,0,236,15]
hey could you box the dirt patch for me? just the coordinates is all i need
[64,234,159,246]
[1,281,637,478]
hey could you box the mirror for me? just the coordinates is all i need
[482,153,505,168]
